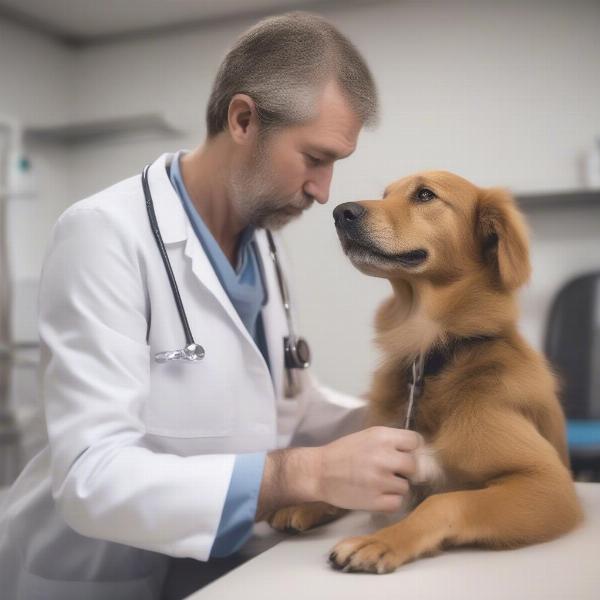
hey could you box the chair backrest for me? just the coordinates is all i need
[544,271,600,419]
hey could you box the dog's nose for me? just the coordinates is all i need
[333,202,366,228]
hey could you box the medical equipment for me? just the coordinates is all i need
[404,355,424,430]
[141,163,311,373]
[264,229,311,370]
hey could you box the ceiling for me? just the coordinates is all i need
[0,0,362,45]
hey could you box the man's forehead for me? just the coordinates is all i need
[296,121,360,159]
[301,81,362,155]
[305,140,356,160]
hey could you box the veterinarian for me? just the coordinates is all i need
[0,12,421,600]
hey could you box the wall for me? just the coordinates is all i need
[2,0,599,394]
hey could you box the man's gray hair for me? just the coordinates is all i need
[206,11,378,137]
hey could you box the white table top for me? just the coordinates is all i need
[190,482,600,600]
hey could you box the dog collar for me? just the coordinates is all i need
[404,335,497,430]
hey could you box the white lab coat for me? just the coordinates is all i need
[0,153,366,599]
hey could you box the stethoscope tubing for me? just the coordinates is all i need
[142,165,195,347]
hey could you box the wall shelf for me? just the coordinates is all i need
[516,189,600,212]
[24,112,183,145]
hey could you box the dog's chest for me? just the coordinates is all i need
[371,367,451,490]
[387,380,445,438]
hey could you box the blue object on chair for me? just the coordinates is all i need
[544,271,600,479]
[567,420,600,450]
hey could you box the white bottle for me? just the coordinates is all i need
[583,136,600,189]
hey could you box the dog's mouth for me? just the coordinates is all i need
[342,239,429,268]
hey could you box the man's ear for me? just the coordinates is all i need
[227,93,259,144]
[476,187,531,291]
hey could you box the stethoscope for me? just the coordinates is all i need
[141,164,311,384]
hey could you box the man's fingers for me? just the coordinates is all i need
[376,494,406,513]
[390,451,418,479]
[383,475,410,496]
[389,428,423,452]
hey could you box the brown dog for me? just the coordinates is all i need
[268,171,583,573]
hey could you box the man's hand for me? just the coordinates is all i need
[317,426,421,512]
[255,427,422,521]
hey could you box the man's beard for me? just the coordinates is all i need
[245,191,312,230]
[230,139,313,230]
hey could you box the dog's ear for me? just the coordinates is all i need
[476,187,531,290]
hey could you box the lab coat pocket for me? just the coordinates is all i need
[144,356,235,437]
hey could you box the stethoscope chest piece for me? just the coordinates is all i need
[155,343,206,364]
[284,336,311,369]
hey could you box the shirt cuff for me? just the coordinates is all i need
[209,451,267,558]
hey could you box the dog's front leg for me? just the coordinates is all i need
[329,469,583,574]
[268,502,348,532]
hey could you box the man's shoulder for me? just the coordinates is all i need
[52,172,156,251]
[62,172,143,225]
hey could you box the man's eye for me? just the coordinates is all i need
[416,188,436,202]
[305,154,322,166]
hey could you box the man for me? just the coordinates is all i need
[0,12,420,599]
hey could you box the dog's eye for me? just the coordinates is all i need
[416,188,436,202]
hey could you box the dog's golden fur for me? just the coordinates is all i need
[269,171,583,573]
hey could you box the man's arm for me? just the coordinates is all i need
[255,426,422,522]
[255,446,321,522]
[40,207,234,561]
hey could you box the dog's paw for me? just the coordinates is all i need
[328,535,399,574]
[268,502,346,533]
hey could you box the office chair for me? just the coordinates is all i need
[544,271,600,481]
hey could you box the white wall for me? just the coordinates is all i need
[0,16,71,127]
[2,0,600,395]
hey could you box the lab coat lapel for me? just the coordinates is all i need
[182,228,255,346]
[254,230,286,401]
[147,154,259,353]
[147,153,187,243]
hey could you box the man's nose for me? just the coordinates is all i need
[305,166,333,204]
[305,186,330,205]
[333,202,366,228]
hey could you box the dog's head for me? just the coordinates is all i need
[333,171,530,291]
